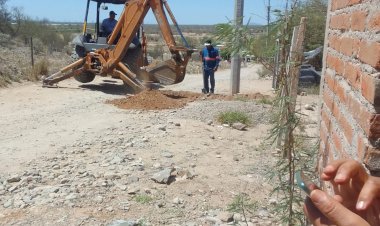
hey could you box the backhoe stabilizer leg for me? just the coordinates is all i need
[112,69,145,92]
[42,59,85,86]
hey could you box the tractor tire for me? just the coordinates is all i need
[121,46,151,92]
[122,46,150,81]
[74,72,96,83]
[75,45,86,58]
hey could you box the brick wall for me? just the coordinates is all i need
[320,0,380,174]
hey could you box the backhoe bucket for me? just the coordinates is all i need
[145,59,185,85]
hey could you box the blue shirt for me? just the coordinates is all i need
[101,18,117,37]
[201,46,221,70]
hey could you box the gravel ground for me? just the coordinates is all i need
[0,61,320,225]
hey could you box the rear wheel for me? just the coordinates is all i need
[121,46,152,92]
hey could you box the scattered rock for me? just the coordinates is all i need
[176,169,196,180]
[151,168,175,184]
[305,104,315,111]
[232,122,247,131]
[7,175,21,183]
[172,197,184,205]
[218,211,233,222]
[108,220,139,226]
[161,151,174,158]
[158,125,166,131]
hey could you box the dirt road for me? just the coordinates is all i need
[0,64,271,174]
[0,64,318,225]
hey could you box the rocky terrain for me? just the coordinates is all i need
[0,63,319,225]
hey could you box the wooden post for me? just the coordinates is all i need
[289,17,306,112]
[276,18,307,156]
[30,37,34,67]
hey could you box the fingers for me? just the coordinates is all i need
[356,176,380,210]
[321,160,368,185]
[309,189,370,226]
[304,197,331,226]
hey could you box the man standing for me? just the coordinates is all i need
[200,40,221,94]
[101,11,118,37]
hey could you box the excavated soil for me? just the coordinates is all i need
[107,90,270,110]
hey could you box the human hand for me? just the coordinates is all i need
[303,159,380,226]
[304,189,370,226]
[213,67,218,72]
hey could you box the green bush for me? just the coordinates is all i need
[217,111,250,125]
[134,194,153,204]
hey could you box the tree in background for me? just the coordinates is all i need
[293,0,328,51]
[0,0,14,35]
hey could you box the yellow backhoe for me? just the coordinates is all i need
[43,0,193,92]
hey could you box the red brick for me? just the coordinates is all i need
[332,129,343,154]
[335,57,345,76]
[335,80,348,104]
[321,108,332,133]
[345,62,362,90]
[330,14,351,30]
[358,41,380,70]
[340,37,353,56]
[369,11,380,31]
[332,0,361,10]
[329,35,341,51]
[348,0,362,6]
[361,73,380,105]
[332,101,341,120]
[320,122,329,146]
[338,114,354,144]
[326,54,345,76]
[347,93,373,134]
[325,70,335,92]
[323,88,334,113]
[352,37,361,57]
[326,54,334,69]
[351,10,368,31]
[357,135,369,160]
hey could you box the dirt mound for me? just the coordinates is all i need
[107,90,271,110]
[107,90,201,110]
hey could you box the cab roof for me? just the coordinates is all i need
[91,0,128,4]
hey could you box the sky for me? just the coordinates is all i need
[7,0,287,25]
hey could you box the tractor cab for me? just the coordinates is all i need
[73,0,139,57]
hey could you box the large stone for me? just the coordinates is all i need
[151,168,175,184]
[218,211,234,222]
[7,175,21,183]
[232,122,247,131]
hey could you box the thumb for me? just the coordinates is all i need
[310,190,370,226]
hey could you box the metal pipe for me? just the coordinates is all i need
[162,0,189,48]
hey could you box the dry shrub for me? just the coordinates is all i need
[257,66,272,79]
[26,58,49,81]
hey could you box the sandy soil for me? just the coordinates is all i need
[0,63,319,225]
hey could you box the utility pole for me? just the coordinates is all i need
[267,0,271,36]
[230,0,244,95]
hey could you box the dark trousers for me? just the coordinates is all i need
[203,69,215,93]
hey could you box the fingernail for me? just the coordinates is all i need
[335,173,345,181]
[356,201,365,210]
[310,190,328,205]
